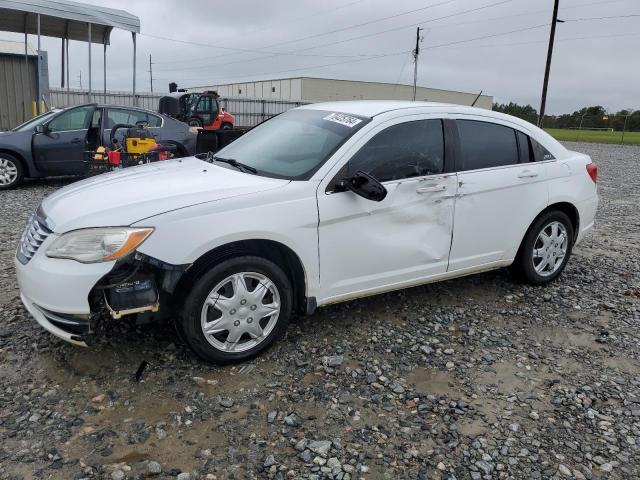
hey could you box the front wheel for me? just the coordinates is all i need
[188,118,203,128]
[0,154,24,190]
[512,210,574,285]
[178,256,292,363]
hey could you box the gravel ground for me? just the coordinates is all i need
[1,142,639,480]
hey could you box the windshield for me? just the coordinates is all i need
[12,110,61,132]
[214,109,370,180]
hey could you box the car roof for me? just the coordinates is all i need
[58,103,159,114]
[299,100,469,117]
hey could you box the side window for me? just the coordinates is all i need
[196,96,212,112]
[48,106,94,132]
[516,131,533,163]
[531,138,555,161]
[107,109,150,128]
[147,114,163,127]
[457,120,518,170]
[346,119,444,183]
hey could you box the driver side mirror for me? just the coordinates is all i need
[34,124,49,134]
[340,170,387,202]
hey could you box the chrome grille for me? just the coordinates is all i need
[16,213,52,264]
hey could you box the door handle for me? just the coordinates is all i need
[416,184,447,194]
[517,170,538,178]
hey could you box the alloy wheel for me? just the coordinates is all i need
[0,158,18,186]
[200,272,281,352]
[532,221,568,277]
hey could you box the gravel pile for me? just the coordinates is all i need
[1,143,639,479]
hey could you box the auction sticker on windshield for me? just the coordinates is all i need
[323,112,362,128]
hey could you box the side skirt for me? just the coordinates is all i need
[315,259,513,308]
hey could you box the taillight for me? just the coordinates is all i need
[586,162,597,183]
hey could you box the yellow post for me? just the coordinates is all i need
[31,101,37,117]
[39,100,45,114]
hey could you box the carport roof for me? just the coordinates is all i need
[0,0,140,44]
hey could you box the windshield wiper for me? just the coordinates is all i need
[212,156,257,174]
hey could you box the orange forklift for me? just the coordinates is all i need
[158,83,235,130]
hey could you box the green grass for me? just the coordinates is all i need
[545,128,640,145]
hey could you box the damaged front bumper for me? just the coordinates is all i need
[20,294,90,346]
[16,239,187,346]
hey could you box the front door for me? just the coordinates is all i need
[32,105,96,175]
[317,117,456,302]
[447,118,549,271]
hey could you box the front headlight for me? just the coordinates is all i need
[46,227,154,263]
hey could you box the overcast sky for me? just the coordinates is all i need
[3,0,639,114]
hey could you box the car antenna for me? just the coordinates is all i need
[470,90,483,107]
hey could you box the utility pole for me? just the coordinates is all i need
[412,27,423,101]
[538,0,563,127]
[149,54,154,94]
[79,71,83,89]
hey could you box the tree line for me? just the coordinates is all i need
[492,102,640,131]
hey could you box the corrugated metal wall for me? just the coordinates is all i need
[0,54,38,130]
[48,88,160,111]
[218,98,307,127]
[47,89,307,127]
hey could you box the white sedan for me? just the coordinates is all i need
[15,101,598,363]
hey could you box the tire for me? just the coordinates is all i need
[0,153,24,190]
[512,210,574,285]
[221,122,232,130]
[188,118,203,128]
[178,256,292,363]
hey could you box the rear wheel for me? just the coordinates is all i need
[512,210,574,285]
[221,122,232,130]
[178,256,292,363]
[188,118,203,128]
[0,154,23,190]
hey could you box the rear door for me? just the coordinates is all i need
[447,117,549,271]
[103,108,163,145]
[32,105,96,175]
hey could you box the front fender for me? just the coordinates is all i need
[134,183,321,296]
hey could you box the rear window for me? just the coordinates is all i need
[516,131,533,163]
[106,109,162,128]
[457,120,518,170]
[531,138,555,161]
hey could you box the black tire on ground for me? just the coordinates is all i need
[178,256,293,364]
[512,210,574,285]
[221,122,232,130]
[188,118,203,128]
[0,153,24,190]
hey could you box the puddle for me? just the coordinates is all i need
[407,368,462,397]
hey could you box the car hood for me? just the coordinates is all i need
[41,157,289,232]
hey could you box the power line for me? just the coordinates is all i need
[180,50,412,86]
[413,0,628,31]
[249,0,368,35]
[178,21,551,86]
[423,23,548,50]
[564,13,640,21]
[429,30,640,50]
[155,0,513,72]
[149,0,457,65]
[140,33,386,60]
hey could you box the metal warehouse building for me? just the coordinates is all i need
[0,41,47,130]
[197,77,493,109]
